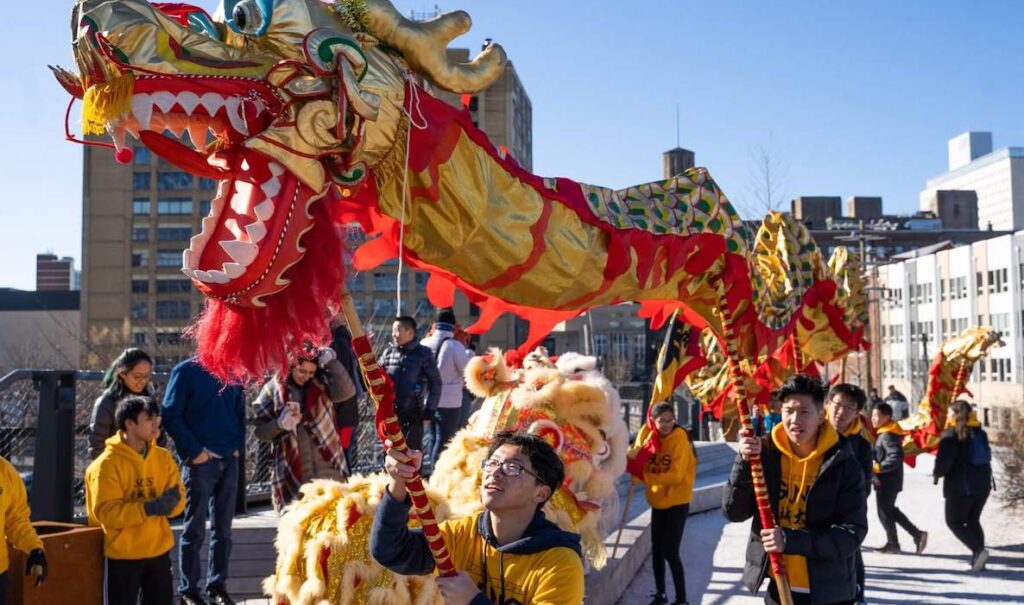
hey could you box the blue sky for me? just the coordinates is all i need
[3,0,1023,289]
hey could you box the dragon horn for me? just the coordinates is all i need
[361,0,507,94]
[49,65,85,99]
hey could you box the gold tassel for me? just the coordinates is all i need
[81,72,135,135]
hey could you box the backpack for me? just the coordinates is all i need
[967,429,992,467]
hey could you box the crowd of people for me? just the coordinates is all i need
[0,328,998,605]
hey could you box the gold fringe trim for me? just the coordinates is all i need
[81,73,134,135]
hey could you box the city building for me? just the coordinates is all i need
[0,289,80,374]
[872,232,1024,433]
[36,253,74,291]
[81,49,533,369]
[919,131,1024,231]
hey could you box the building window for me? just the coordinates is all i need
[156,331,182,346]
[132,226,149,242]
[131,279,148,294]
[414,272,429,289]
[156,250,181,268]
[157,172,194,190]
[371,298,397,317]
[133,147,151,165]
[157,198,192,215]
[132,172,151,191]
[199,199,212,215]
[199,177,217,190]
[156,300,192,319]
[133,199,151,215]
[593,334,608,356]
[131,301,148,320]
[157,227,192,241]
[156,279,192,293]
[1000,268,1009,293]
[132,331,147,346]
[373,272,395,292]
[131,251,149,268]
[976,271,984,296]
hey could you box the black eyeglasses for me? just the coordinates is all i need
[481,457,541,481]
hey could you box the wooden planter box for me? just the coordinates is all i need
[7,522,103,605]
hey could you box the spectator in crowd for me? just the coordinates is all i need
[371,431,584,605]
[827,383,874,604]
[884,385,909,420]
[723,374,867,605]
[420,308,474,467]
[162,358,246,605]
[934,400,993,571]
[871,403,927,555]
[379,316,442,452]
[89,348,157,459]
[329,313,366,468]
[763,391,783,436]
[459,342,480,429]
[0,454,46,604]
[253,348,357,512]
[867,388,883,413]
[86,396,183,605]
[642,402,697,605]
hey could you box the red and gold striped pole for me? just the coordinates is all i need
[340,294,457,577]
[718,286,795,605]
[951,357,969,399]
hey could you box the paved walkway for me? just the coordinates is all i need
[618,454,1024,605]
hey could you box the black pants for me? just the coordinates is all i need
[876,490,921,545]
[854,548,865,601]
[107,551,173,605]
[765,581,854,605]
[429,408,462,466]
[945,492,988,554]
[401,417,425,452]
[0,571,8,605]
[651,503,689,602]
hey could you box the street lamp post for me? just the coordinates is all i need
[836,220,886,393]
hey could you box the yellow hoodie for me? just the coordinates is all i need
[841,415,874,444]
[84,434,185,559]
[0,456,43,574]
[643,426,697,509]
[771,421,839,594]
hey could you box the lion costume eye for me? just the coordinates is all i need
[226,0,271,36]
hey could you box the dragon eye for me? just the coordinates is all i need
[228,0,266,36]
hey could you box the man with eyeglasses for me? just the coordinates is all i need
[370,431,585,605]
[826,384,874,605]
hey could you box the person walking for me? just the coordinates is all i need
[85,396,184,605]
[934,400,993,571]
[89,348,156,459]
[162,358,246,605]
[871,403,927,555]
[884,386,909,421]
[642,402,697,605]
[420,308,474,467]
[723,374,867,605]
[378,316,442,452]
[253,349,356,512]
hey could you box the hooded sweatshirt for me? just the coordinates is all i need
[643,425,697,509]
[85,434,185,559]
[771,421,839,593]
[0,457,43,574]
[371,490,585,605]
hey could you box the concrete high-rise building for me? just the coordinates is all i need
[36,254,74,291]
[663,147,695,177]
[82,49,534,368]
[919,132,1024,231]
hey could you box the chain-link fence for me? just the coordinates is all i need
[0,369,389,519]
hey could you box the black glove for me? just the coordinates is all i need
[25,548,46,587]
[143,486,181,517]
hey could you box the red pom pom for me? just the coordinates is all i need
[114,147,134,164]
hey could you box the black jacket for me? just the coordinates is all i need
[934,427,993,498]
[847,432,874,497]
[722,436,867,605]
[379,341,442,422]
[873,429,904,493]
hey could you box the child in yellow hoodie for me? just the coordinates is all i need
[85,395,185,605]
[723,374,867,605]
[642,402,697,605]
[0,455,47,603]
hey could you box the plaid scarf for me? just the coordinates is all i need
[255,378,348,511]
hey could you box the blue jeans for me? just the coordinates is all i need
[178,457,238,594]
[429,408,462,466]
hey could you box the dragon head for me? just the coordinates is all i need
[56,0,505,378]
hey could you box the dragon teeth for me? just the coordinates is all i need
[131,94,153,129]
[253,200,274,221]
[245,220,267,244]
[151,91,176,113]
[222,262,246,279]
[219,240,258,267]
[176,91,201,115]
[199,93,225,116]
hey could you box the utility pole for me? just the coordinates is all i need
[836,220,885,393]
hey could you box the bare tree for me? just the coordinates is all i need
[744,133,788,219]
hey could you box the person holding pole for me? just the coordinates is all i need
[642,402,697,605]
[723,374,867,605]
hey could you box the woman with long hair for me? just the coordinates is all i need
[88,348,154,459]
[934,399,993,571]
[643,402,697,605]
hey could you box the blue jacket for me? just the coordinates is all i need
[378,341,442,421]
[161,358,246,461]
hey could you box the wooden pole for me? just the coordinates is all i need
[718,285,794,605]
[339,294,457,577]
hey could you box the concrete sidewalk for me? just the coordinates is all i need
[618,453,1024,605]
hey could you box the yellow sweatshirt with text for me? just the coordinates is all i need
[0,456,43,574]
[85,434,185,559]
[643,426,698,509]
[771,422,839,594]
